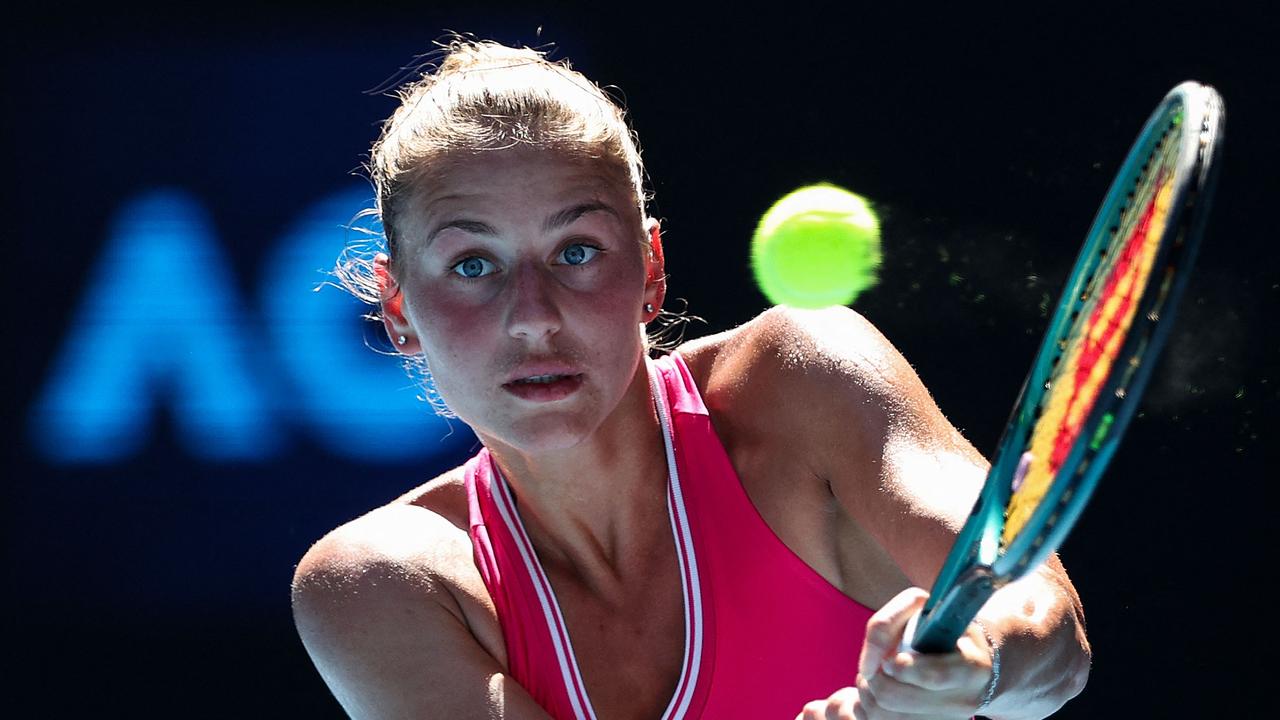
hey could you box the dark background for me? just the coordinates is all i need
[5,4,1275,717]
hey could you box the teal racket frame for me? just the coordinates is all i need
[910,81,1225,653]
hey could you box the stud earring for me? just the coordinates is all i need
[644,303,655,313]
[397,335,408,346]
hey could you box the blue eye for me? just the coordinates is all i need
[561,243,600,266]
[451,256,495,279]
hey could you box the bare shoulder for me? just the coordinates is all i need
[292,466,472,603]
[291,464,494,636]
[678,306,988,589]
[699,305,985,480]
[290,467,523,718]
[293,468,468,640]
[677,305,922,436]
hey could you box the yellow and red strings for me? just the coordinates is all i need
[1002,168,1175,546]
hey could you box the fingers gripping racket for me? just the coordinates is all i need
[907,81,1226,653]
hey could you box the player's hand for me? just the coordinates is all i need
[794,587,994,719]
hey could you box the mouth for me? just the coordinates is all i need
[508,373,576,385]
[502,373,585,402]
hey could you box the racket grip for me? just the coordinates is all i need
[897,610,921,655]
[909,570,997,654]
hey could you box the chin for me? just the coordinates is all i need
[487,414,598,454]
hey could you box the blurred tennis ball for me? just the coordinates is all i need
[750,183,882,308]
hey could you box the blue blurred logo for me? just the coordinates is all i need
[30,187,473,464]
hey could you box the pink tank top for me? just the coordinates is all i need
[465,352,875,719]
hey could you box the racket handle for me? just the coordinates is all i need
[909,570,997,653]
[897,610,922,655]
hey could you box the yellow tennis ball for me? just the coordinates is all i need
[750,183,882,308]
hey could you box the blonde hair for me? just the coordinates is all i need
[333,38,694,414]
[338,38,648,305]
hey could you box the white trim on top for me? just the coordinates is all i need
[650,356,705,720]
[489,473,597,720]
[486,356,704,720]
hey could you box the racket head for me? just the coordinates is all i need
[913,81,1225,650]
[993,81,1223,577]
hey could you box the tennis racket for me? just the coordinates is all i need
[907,80,1226,653]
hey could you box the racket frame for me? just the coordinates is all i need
[909,81,1225,653]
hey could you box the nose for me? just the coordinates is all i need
[505,261,563,341]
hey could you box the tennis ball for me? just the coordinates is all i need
[750,183,882,308]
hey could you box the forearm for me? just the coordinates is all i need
[975,561,1091,720]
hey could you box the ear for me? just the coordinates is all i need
[642,218,667,322]
[374,253,421,354]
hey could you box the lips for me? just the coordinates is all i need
[502,372,585,402]
[503,363,582,386]
[510,373,578,385]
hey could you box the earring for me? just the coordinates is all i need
[397,335,408,346]
[644,303,655,313]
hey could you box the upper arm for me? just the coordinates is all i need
[290,508,551,720]
[732,307,1089,709]
[751,305,989,588]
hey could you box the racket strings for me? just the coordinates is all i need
[1001,113,1183,547]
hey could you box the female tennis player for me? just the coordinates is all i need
[291,39,1091,720]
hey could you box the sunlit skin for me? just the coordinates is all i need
[377,147,677,585]
[384,150,655,444]
[375,148,685,717]
[294,146,1090,720]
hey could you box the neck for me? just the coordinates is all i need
[483,357,671,599]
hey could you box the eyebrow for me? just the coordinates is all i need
[427,219,496,244]
[542,201,620,233]
[425,201,621,246]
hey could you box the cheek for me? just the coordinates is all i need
[413,313,494,420]
[399,282,492,375]
[577,279,649,382]
[412,296,494,371]
[571,262,647,333]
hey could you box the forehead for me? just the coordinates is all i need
[403,148,638,228]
